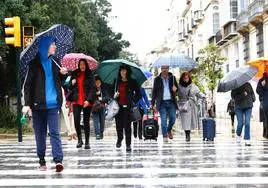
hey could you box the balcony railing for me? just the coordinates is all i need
[248,0,265,23]
[216,30,228,46]
[236,10,249,32]
[178,32,185,41]
[193,10,203,23]
[191,18,198,28]
[208,35,216,44]
[223,21,238,40]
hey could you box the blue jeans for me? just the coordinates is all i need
[235,108,252,140]
[92,108,105,136]
[159,100,176,137]
[32,108,63,163]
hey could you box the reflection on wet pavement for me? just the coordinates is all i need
[0,120,268,187]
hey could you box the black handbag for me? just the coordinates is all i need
[130,106,141,122]
[65,90,75,102]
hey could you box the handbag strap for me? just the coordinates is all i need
[187,85,192,99]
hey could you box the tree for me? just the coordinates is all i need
[119,50,140,65]
[0,0,130,94]
[197,44,226,107]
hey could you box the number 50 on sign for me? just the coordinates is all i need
[23,26,34,49]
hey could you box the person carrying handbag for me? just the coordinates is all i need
[151,65,178,143]
[92,76,109,140]
[113,65,141,152]
[69,59,96,149]
[177,72,204,142]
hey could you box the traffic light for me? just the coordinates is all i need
[4,16,21,47]
[23,26,34,49]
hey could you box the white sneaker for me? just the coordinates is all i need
[245,140,251,146]
[163,137,168,143]
[236,136,241,143]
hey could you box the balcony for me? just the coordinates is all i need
[236,10,249,34]
[208,35,216,44]
[193,10,203,23]
[191,18,198,28]
[223,21,238,40]
[187,23,192,33]
[248,0,265,25]
[216,30,228,46]
[178,32,186,41]
[183,29,188,38]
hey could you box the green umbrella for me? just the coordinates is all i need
[97,59,147,86]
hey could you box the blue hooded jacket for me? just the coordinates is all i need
[136,88,150,113]
[38,36,58,109]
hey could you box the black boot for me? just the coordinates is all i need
[133,123,137,138]
[84,137,90,149]
[185,131,190,142]
[76,138,83,148]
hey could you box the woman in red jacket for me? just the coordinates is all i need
[70,59,96,149]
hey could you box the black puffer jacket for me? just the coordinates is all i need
[23,55,66,110]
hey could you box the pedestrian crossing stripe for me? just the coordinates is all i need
[1,139,268,186]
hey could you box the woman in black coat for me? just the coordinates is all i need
[69,59,96,149]
[113,65,141,152]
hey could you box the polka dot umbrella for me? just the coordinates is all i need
[61,53,98,71]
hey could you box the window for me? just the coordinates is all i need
[191,44,194,58]
[240,0,249,11]
[243,33,250,62]
[256,23,264,57]
[226,64,230,73]
[236,60,239,68]
[213,6,219,10]
[234,43,239,62]
[230,0,238,18]
[212,13,220,34]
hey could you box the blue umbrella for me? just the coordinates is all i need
[152,53,198,69]
[141,67,153,79]
[20,24,74,82]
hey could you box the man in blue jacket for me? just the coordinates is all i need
[22,36,67,172]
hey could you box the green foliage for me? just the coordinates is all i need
[0,105,16,129]
[119,50,139,65]
[0,0,130,93]
[197,44,226,101]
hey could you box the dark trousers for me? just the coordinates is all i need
[230,114,235,125]
[73,104,92,145]
[115,106,132,146]
[263,108,268,138]
[32,108,63,163]
[133,108,144,139]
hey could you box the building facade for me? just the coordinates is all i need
[162,0,268,120]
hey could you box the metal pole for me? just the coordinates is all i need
[15,47,22,142]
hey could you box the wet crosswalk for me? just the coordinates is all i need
[1,130,268,187]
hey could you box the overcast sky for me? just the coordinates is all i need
[109,0,171,59]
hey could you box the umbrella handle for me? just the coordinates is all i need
[52,59,62,69]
